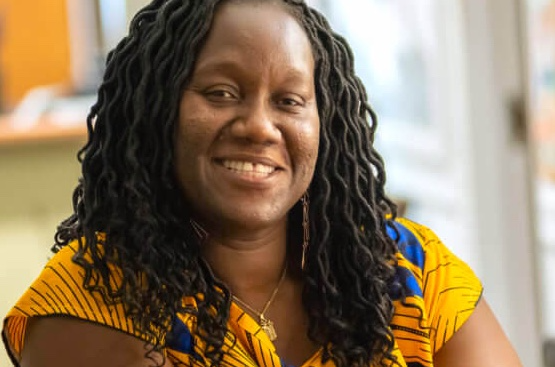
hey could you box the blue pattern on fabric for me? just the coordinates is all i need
[389,265,423,300]
[386,221,425,270]
[167,317,194,354]
[386,221,425,301]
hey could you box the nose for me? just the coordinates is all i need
[228,99,281,144]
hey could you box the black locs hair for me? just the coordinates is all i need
[54,0,400,366]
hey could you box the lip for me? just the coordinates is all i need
[212,155,284,187]
[214,154,284,170]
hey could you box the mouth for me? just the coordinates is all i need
[220,159,277,178]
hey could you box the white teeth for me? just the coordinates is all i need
[222,160,276,175]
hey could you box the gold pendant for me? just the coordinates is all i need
[259,315,277,341]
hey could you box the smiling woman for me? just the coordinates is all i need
[2,1,522,367]
[174,2,319,234]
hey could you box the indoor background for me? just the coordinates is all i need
[0,0,553,366]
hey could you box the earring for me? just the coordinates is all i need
[190,219,208,242]
[301,192,310,270]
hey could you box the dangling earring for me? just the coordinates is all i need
[300,192,310,270]
[190,219,208,243]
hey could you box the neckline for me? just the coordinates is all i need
[228,300,324,367]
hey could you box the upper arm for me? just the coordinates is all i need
[20,316,173,367]
[433,299,522,367]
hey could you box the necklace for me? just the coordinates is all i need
[232,265,287,341]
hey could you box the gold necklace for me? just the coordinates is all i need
[232,265,287,341]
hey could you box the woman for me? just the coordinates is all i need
[3,0,522,366]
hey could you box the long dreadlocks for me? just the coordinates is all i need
[54,0,400,366]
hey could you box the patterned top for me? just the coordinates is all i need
[2,218,482,366]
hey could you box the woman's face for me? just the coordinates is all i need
[174,1,320,234]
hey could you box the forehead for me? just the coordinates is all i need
[193,1,314,73]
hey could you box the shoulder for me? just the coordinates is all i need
[2,241,140,363]
[387,218,481,285]
[387,218,483,357]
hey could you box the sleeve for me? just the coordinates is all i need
[396,218,483,354]
[2,241,140,363]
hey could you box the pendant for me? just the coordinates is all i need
[259,315,277,341]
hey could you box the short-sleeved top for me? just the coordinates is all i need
[2,218,482,366]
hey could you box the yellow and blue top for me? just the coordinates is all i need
[2,218,482,366]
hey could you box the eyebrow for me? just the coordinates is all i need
[193,59,246,76]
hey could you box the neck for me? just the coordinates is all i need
[201,219,289,299]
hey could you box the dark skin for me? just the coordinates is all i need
[174,2,320,364]
[17,2,523,366]
[21,317,174,367]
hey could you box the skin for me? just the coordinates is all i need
[20,317,174,367]
[174,2,320,237]
[434,300,523,367]
[17,2,523,367]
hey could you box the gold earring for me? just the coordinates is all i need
[301,192,310,270]
[190,219,208,242]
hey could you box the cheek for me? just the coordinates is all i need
[176,106,217,154]
[307,115,320,159]
[177,91,220,142]
[174,118,213,192]
[174,111,209,181]
[178,120,212,148]
[294,118,320,178]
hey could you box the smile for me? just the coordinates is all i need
[222,160,277,177]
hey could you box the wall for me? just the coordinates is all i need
[0,141,82,367]
[0,0,71,108]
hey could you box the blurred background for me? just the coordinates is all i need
[0,0,553,366]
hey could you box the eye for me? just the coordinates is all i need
[277,95,305,110]
[204,87,239,102]
[281,98,301,106]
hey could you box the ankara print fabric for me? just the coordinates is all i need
[2,218,482,366]
[385,219,483,366]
